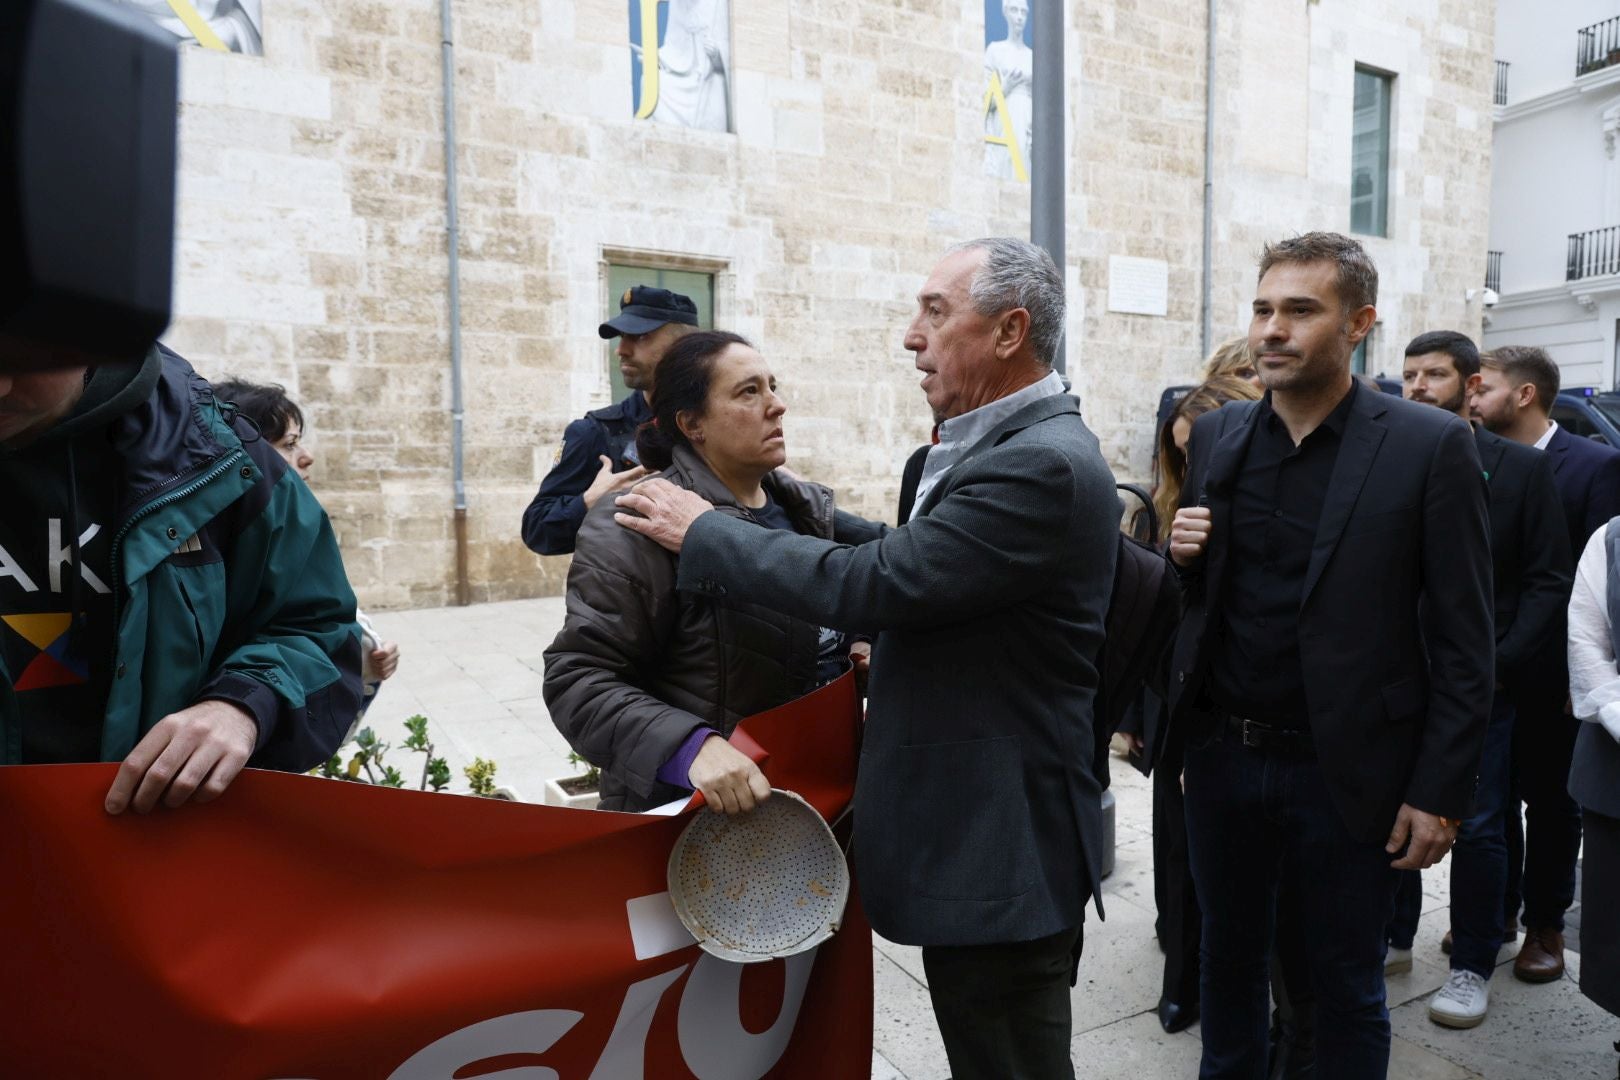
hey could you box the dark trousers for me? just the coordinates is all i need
[1154,755,1202,1007]
[1268,886,1316,1079]
[1389,870,1421,951]
[1184,733,1396,1080]
[922,926,1081,1080]
[1505,695,1583,931]
[1390,692,1514,975]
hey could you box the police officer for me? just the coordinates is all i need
[521,286,699,555]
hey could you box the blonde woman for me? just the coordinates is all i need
[1203,336,1262,388]
[1153,376,1263,541]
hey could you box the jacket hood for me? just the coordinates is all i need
[108,345,243,519]
[6,346,162,451]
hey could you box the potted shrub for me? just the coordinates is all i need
[314,715,516,800]
[543,752,601,810]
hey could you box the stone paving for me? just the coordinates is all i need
[361,596,1617,1079]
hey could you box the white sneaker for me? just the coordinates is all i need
[1384,947,1413,975]
[1428,969,1490,1028]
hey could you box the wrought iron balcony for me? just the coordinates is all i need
[1494,60,1509,106]
[1577,16,1620,77]
[1568,227,1620,281]
[1486,251,1502,293]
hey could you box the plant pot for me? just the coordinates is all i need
[543,774,601,810]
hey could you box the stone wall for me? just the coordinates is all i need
[161,0,1494,609]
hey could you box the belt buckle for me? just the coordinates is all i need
[1239,717,1261,748]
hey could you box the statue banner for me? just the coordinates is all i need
[984,0,1034,182]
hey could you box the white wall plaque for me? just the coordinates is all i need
[1107,255,1169,317]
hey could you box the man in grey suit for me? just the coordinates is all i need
[616,237,1118,1078]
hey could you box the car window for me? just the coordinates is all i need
[1553,403,1604,441]
[1593,398,1620,436]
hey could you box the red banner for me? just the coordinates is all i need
[0,674,871,1079]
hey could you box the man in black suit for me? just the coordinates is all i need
[1168,232,1493,1079]
[616,237,1119,1078]
[1472,345,1620,982]
[1388,331,1571,1028]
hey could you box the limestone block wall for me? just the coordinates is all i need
[161,0,1493,608]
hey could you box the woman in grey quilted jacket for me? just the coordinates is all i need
[542,331,848,814]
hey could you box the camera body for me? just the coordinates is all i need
[0,0,177,372]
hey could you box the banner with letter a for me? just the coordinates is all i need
[0,673,870,1079]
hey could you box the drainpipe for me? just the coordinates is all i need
[440,0,470,606]
[1199,0,1217,359]
[1030,0,1066,374]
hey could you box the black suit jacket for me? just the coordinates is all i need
[679,394,1119,947]
[1473,426,1572,688]
[1168,390,1494,840]
[1513,425,1620,704]
[1546,424,1620,556]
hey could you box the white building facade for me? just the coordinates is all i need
[1487,0,1620,388]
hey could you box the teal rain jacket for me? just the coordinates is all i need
[0,347,364,768]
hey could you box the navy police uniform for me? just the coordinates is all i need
[521,285,698,555]
[521,393,652,555]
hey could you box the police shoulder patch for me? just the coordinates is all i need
[554,441,565,464]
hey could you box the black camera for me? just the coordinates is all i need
[0,0,177,372]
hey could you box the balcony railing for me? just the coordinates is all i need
[1568,227,1620,281]
[1486,250,1502,293]
[1494,60,1510,106]
[1577,16,1620,77]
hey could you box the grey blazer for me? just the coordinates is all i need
[677,393,1118,947]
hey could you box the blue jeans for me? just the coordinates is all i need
[1505,692,1584,931]
[1185,732,1396,1080]
[1388,693,1514,976]
[1448,692,1515,976]
[1388,869,1421,952]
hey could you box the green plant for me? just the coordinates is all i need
[464,757,498,798]
[567,750,600,788]
[312,714,461,795]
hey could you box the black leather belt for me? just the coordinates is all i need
[1222,714,1314,756]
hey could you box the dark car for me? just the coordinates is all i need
[1551,388,1620,446]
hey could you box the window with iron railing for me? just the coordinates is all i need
[1577,17,1620,77]
[1568,227,1620,281]
[1486,251,1502,293]
[1494,60,1509,106]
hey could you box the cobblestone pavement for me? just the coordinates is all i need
[363,597,1617,1079]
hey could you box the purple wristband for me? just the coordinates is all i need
[656,727,718,789]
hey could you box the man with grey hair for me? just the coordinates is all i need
[615,237,1118,1077]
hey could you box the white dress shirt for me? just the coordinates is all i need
[911,370,1068,512]
[1534,419,1558,451]
[1568,523,1620,743]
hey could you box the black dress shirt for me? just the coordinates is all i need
[1206,382,1358,728]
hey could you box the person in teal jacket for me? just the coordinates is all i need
[0,344,363,814]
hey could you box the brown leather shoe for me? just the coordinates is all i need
[1513,927,1566,983]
